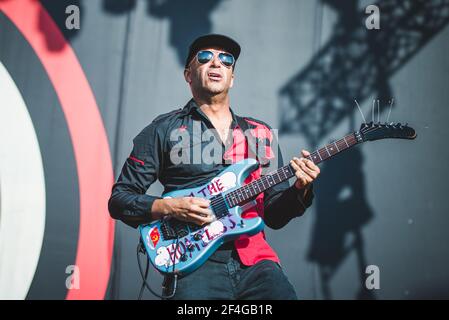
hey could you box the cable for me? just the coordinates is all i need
[137,248,149,300]
[136,238,179,300]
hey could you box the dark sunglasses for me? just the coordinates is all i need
[195,50,235,68]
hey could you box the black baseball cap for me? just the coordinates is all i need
[185,34,241,69]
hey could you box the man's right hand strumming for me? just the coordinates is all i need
[151,197,215,226]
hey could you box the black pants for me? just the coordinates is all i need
[163,249,298,300]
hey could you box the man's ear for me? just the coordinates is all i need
[184,68,192,84]
[229,72,234,88]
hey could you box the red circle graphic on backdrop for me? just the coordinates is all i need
[0,0,115,300]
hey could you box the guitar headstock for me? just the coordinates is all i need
[359,122,417,142]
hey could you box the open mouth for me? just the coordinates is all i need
[208,72,222,81]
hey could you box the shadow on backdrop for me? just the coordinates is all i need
[279,0,449,299]
[145,0,224,66]
[308,146,375,299]
[279,0,449,144]
[102,0,224,66]
[24,0,224,62]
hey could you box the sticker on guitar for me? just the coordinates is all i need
[154,215,238,267]
[164,172,237,199]
[201,220,225,244]
[155,244,180,267]
[146,226,160,250]
[197,172,237,196]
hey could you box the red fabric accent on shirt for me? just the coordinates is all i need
[223,122,280,266]
[129,156,144,165]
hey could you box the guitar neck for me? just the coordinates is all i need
[225,132,361,208]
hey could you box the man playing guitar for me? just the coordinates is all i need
[108,34,320,299]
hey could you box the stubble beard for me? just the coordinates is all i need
[197,78,229,97]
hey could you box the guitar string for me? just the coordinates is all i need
[354,99,367,124]
[386,99,394,123]
[210,124,408,208]
[226,133,357,200]
[224,124,408,206]
[228,122,408,206]
[377,100,380,123]
[225,138,345,203]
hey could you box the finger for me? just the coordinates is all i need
[193,215,214,226]
[294,157,319,177]
[303,158,320,173]
[293,161,314,186]
[190,204,213,218]
[291,160,305,177]
[179,208,213,225]
[299,161,318,179]
[174,213,196,224]
[291,160,308,181]
[292,157,303,167]
[191,197,211,208]
[290,159,301,174]
[297,175,309,187]
[187,215,211,226]
[301,149,311,157]
[292,157,312,176]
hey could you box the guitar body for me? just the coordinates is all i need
[139,158,264,276]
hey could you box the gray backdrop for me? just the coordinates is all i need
[1,0,448,299]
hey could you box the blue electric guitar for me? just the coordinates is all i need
[139,122,416,275]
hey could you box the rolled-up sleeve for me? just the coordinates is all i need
[108,122,163,228]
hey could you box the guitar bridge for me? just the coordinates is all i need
[161,219,189,240]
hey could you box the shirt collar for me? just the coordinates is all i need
[183,98,239,130]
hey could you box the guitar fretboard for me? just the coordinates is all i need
[225,133,360,208]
